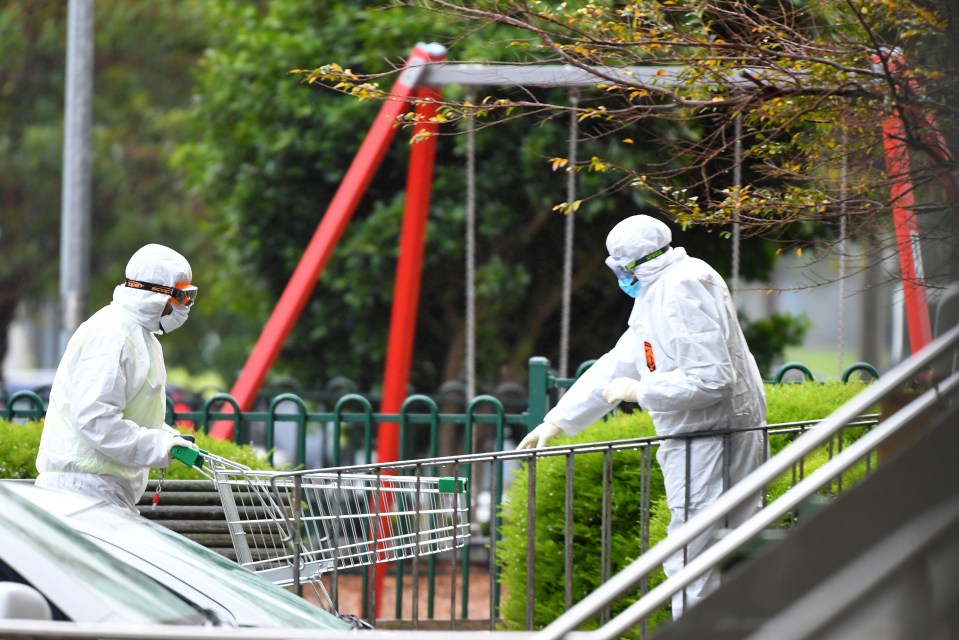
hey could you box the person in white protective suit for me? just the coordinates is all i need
[517,214,766,618]
[36,244,200,514]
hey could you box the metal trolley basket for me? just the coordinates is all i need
[172,447,471,588]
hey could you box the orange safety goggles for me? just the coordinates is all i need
[125,279,198,308]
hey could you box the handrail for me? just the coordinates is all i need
[535,321,959,640]
[262,414,876,480]
[591,370,959,639]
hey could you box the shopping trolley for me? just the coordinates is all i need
[170,446,471,589]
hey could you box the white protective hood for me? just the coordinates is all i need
[606,214,672,263]
[114,244,193,333]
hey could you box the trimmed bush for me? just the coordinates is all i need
[497,381,869,633]
[0,420,273,480]
[0,420,44,478]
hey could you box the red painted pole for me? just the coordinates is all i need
[376,89,442,464]
[211,44,445,440]
[881,108,933,355]
[372,82,443,618]
[873,49,933,356]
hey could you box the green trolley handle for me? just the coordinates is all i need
[171,445,208,469]
[437,477,469,493]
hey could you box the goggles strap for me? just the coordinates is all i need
[125,279,176,297]
[125,279,195,305]
[625,245,671,270]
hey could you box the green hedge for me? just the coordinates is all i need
[0,421,273,480]
[0,420,44,479]
[497,381,870,633]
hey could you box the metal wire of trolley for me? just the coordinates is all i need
[171,448,470,591]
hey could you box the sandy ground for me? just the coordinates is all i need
[302,562,499,629]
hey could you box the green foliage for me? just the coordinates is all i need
[176,0,791,395]
[498,454,671,632]
[765,379,869,428]
[177,0,457,386]
[763,425,872,515]
[741,312,811,379]
[0,418,272,480]
[330,0,959,287]
[166,367,229,398]
[0,0,235,379]
[497,380,868,631]
[762,380,874,507]
[0,420,44,479]
[497,410,670,633]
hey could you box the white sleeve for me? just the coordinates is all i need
[633,278,733,412]
[544,328,641,436]
[71,335,172,468]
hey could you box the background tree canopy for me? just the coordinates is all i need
[17,0,946,397]
[177,0,795,397]
[310,1,959,306]
[362,1,959,236]
[0,1,221,380]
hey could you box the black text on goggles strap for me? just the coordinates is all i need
[623,245,671,271]
[125,279,197,306]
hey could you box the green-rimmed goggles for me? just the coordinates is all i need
[605,245,670,279]
[125,279,198,308]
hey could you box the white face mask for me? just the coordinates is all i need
[159,304,190,334]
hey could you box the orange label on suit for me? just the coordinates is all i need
[644,341,656,372]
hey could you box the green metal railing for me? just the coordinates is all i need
[2,357,881,465]
[772,361,881,384]
[160,392,528,469]
[1,390,46,422]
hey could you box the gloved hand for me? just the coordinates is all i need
[603,377,642,404]
[516,422,565,450]
[168,435,199,457]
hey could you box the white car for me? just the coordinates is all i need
[0,481,210,624]
[1,481,364,630]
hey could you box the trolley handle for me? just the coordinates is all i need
[171,438,208,469]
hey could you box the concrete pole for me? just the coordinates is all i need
[558,89,579,380]
[731,113,742,301]
[59,0,94,352]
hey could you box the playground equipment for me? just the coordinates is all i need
[873,48,959,357]
[213,42,955,445]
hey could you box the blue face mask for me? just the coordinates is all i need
[617,274,642,298]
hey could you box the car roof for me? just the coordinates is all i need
[2,482,353,630]
[5,479,104,517]
[0,482,206,624]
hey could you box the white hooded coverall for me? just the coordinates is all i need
[35,244,192,513]
[544,215,766,617]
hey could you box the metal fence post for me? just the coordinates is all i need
[3,391,45,422]
[201,394,243,441]
[527,357,551,431]
[266,394,308,468]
